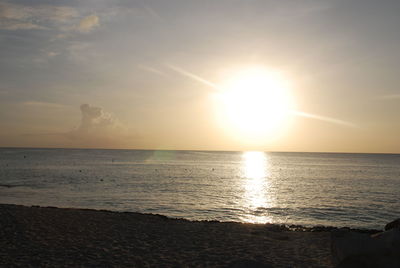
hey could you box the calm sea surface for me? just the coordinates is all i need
[1,148,399,229]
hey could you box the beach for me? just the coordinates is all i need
[0,204,340,267]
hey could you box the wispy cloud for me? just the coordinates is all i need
[168,64,358,128]
[61,40,106,66]
[291,110,358,128]
[0,22,45,30]
[142,5,163,21]
[76,14,99,33]
[21,101,71,109]
[47,51,59,57]
[0,2,78,30]
[0,2,99,34]
[138,64,168,78]
[377,94,400,100]
[166,64,220,90]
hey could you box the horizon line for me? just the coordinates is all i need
[1,146,399,155]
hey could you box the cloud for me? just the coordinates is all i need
[76,15,99,33]
[0,21,45,30]
[22,101,69,109]
[71,104,115,136]
[166,63,358,129]
[65,41,95,62]
[377,94,400,100]
[291,110,358,128]
[167,64,220,90]
[15,103,136,148]
[142,5,163,21]
[66,104,135,148]
[0,2,78,30]
[0,2,99,34]
[138,64,168,78]
[47,51,59,57]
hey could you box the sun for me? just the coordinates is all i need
[214,67,294,143]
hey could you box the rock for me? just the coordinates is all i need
[331,229,372,266]
[331,228,400,267]
[310,225,337,232]
[370,227,400,249]
[385,218,400,231]
[336,253,400,268]
[335,254,374,268]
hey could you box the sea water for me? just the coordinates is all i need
[1,148,399,229]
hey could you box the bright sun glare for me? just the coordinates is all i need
[241,151,273,223]
[215,67,294,143]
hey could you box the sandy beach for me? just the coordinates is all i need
[0,204,342,267]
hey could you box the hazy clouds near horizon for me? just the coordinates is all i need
[1,0,400,153]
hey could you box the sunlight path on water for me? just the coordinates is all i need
[241,151,274,223]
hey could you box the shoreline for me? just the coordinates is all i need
[0,203,386,267]
[0,203,382,233]
[1,203,339,267]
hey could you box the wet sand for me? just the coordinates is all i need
[0,204,334,267]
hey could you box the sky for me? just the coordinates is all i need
[0,0,400,153]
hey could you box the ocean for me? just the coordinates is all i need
[1,148,399,230]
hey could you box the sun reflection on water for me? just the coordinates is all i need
[241,151,273,223]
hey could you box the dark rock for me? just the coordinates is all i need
[331,229,371,266]
[385,218,400,231]
[310,225,337,232]
[336,252,400,268]
[336,254,376,268]
[332,228,400,267]
[265,224,287,232]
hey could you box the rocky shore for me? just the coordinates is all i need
[0,204,397,267]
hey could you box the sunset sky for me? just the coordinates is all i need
[1,0,400,153]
